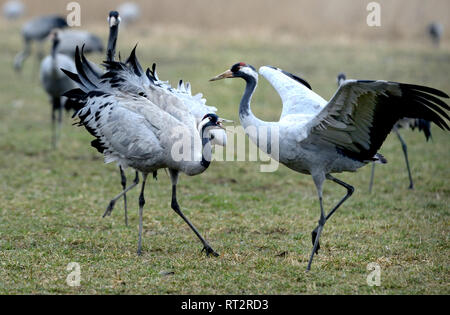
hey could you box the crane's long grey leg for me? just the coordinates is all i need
[394,129,414,189]
[51,101,56,150]
[137,173,148,256]
[311,174,354,256]
[103,171,139,217]
[13,40,30,72]
[169,170,218,257]
[119,166,128,226]
[369,162,375,193]
[307,173,326,271]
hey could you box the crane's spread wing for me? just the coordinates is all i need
[304,80,450,162]
[259,66,327,119]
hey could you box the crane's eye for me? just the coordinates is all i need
[231,63,244,73]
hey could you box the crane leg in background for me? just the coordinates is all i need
[119,166,128,226]
[310,174,354,263]
[369,162,376,193]
[137,173,148,256]
[169,171,218,257]
[394,129,414,189]
[103,171,139,218]
[34,42,45,78]
[51,97,62,149]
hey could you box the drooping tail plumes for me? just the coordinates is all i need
[411,118,432,141]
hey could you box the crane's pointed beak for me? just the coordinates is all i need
[209,70,234,81]
[216,118,233,130]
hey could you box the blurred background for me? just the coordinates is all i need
[1,0,449,41]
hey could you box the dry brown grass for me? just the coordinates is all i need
[1,0,449,42]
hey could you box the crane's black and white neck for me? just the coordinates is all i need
[107,11,121,62]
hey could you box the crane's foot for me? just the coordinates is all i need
[408,184,414,190]
[201,245,219,257]
[103,200,116,218]
[311,227,321,255]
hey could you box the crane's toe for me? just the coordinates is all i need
[202,245,219,257]
[103,200,116,217]
[311,228,321,254]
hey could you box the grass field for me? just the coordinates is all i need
[0,1,449,295]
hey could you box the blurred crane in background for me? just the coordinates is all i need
[428,22,444,47]
[2,0,25,20]
[14,14,67,72]
[56,30,104,56]
[14,15,104,73]
[39,30,77,149]
[211,63,450,270]
[117,2,140,26]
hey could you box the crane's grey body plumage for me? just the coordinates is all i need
[211,63,449,270]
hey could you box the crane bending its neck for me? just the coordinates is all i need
[181,118,217,176]
[200,126,213,170]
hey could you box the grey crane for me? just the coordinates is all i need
[39,30,78,149]
[14,15,68,72]
[428,22,443,47]
[210,63,450,270]
[2,0,25,20]
[62,46,227,255]
[337,73,433,192]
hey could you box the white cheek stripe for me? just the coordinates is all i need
[240,67,258,81]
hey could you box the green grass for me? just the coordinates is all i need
[0,24,449,294]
